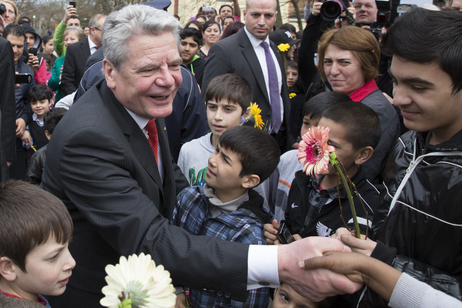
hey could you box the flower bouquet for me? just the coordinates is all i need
[298,126,368,239]
[100,253,176,308]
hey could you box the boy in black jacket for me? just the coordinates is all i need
[266,101,381,240]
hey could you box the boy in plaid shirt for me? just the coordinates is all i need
[171,126,280,308]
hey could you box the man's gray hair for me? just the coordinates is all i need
[102,5,180,71]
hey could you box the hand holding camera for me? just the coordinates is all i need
[264,219,296,245]
[27,53,39,73]
[63,3,77,23]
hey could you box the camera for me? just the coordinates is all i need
[277,220,295,244]
[15,73,33,84]
[367,0,391,40]
[69,1,76,8]
[0,3,6,15]
[28,47,38,56]
[320,0,349,22]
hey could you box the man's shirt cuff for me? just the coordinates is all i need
[247,245,280,290]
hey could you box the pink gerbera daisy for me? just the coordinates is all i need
[297,126,335,177]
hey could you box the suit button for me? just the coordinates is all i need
[259,281,270,286]
[217,290,223,297]
[224,291,231,298]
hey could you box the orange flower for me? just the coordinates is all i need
[297,126,335,177]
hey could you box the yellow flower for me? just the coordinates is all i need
[249,102,265,130]
[289,93,297,99]
[278,43,290,52]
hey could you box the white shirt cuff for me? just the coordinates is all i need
[247,245,280,290]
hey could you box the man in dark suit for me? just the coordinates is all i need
[0,35,16,181]
[202,0,294,152]
[61,13,106,95]
[42,5,360,308]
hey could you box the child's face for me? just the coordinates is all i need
[42,40,54,55]
[286,66,299,89]
[318,117,358,175]
[206,99,245,139]
[300,114,320,137]
[273,283,318,308]
[179,37,200,65]
[205,145,247,203]
[13,236,75,302]
[31,99,52,118]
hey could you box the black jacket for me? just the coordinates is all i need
[364,130,462,306]
[186,56,205,89]
[24,144,47,185]
[285,166,380,238]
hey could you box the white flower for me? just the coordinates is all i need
[100,253,176,308]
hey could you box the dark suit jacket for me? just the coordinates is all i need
[42,80,249,308]
[61,37,91,95]
[202,29,294,151]
[0,37,16,180]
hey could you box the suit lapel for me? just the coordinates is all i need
[270,41,286,85]
[99,81,164,193]
[238,31,270,103]
[81,38,91,61]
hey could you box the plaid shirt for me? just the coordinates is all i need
[171,186,271,308]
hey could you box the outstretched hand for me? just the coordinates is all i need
[303,251,368,285]
[302,240,402,302]
[278,236,363,302]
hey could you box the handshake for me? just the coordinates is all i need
[269,219,401,304]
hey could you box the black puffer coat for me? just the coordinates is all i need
[364,130,462,306]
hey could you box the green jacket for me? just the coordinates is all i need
[48,56,66,103]
[53,21,67,57]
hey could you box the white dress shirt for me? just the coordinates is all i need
[243,27,284,127]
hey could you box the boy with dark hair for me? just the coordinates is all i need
[268,91,351,222]
[179,28,204,87]
[335,8,462,306]
[20,23,47,85]
[273,282,325,308]
[178,73,250,186]
[172,125,280,308]
[266,101,382,307]
[286,101,381,238]
[0,180,75,307]
[21,85,53,152]
[25,108,67,185]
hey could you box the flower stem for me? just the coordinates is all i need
[329,152,361,239]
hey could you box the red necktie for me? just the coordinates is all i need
[145,119,158,165]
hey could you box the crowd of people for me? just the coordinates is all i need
[0,0,462,307]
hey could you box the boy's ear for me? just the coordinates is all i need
[0,257,18,282]
[241,174,260,189]
[44,130,52,140]
[355,146,374,166]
